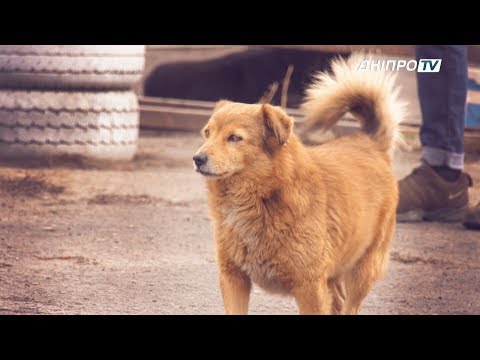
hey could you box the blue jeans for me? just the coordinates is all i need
[415,45,468,170]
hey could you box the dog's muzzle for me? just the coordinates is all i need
[193,154,208,168]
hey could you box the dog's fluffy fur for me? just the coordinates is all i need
[194,54,405,314]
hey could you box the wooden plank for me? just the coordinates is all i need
[140,96,304,116]
[140,106,211,131]
[139,97,480,153]
[139,105,306,132]
[467,90,480,104]
[139,96,217,110]
[397,124,480,153]
[460,129,480,153]
[269,45,414,57]
[144,45,480,65]
[468,67,480,84]
[146,45,247,51]
[269,45,480,65]
[139,98,305,127]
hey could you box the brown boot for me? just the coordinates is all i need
[463,202,480,230]
[397,163,472,222]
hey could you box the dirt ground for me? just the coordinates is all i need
[1,130,479,315]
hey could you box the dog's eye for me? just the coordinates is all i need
[228,134,243,142]
[204,129,210,138]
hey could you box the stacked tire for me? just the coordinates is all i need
[0,45,145,160]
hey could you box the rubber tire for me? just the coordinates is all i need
[0,90,139,160]
[0,45,145,90]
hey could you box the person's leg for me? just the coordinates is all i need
[397,45,472,222]
[416,45,467,171]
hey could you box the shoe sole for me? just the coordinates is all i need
[397,205,468,223]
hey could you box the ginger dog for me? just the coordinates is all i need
[193,54,404,314]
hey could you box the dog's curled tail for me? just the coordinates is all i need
[301,53,406,157]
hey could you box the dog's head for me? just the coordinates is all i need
[193,100,294,179]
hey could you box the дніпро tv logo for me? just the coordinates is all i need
[358,59,442,72]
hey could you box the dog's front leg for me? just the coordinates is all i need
[219,264,251,315]
[293,280,332,315]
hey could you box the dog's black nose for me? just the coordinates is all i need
[193,154,208,167]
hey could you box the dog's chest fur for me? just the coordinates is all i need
[240,259,286,293]
[217,191,294,293]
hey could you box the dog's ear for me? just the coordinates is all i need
[262,104,293,146]
[214,99,232,112]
